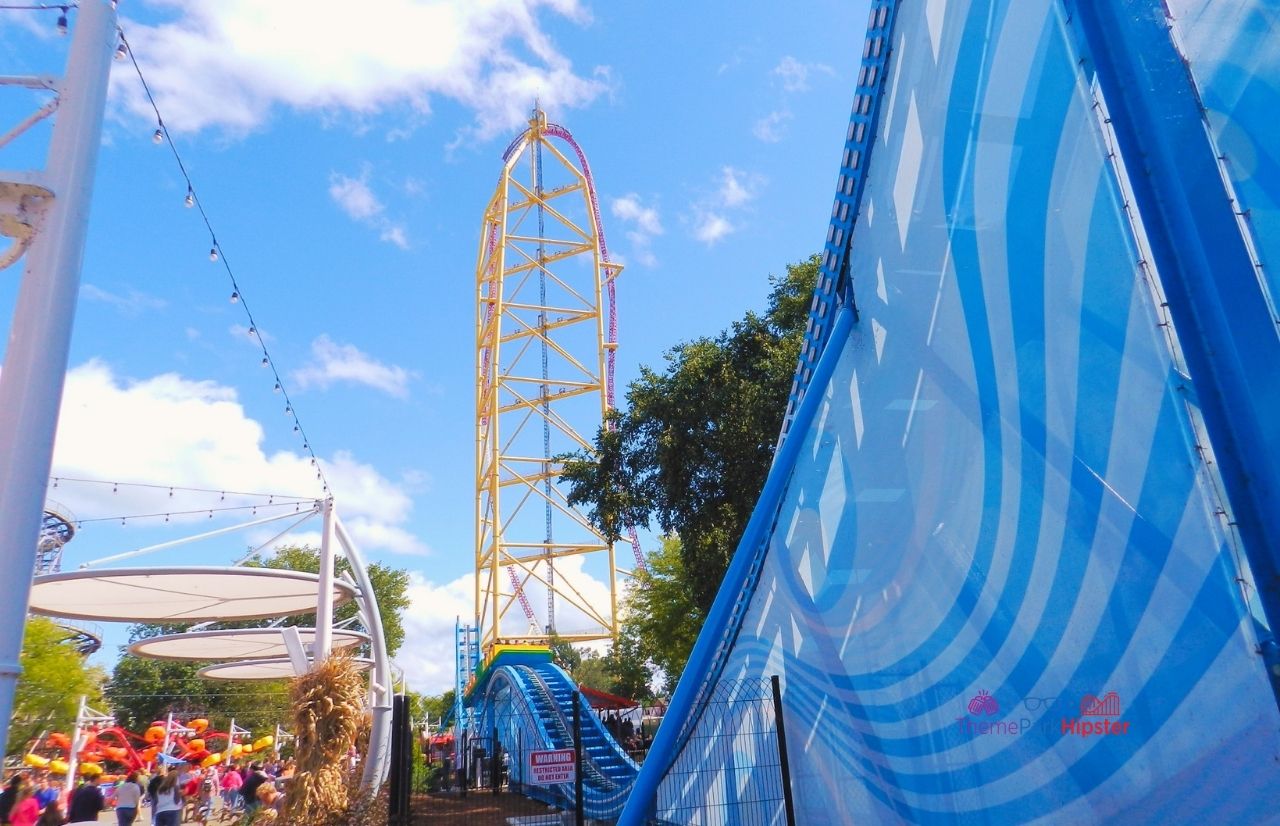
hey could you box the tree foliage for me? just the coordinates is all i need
[247,545,412,657]
[562,255,818,614]
[105,655,286,734]
[7,617,106,756]
[620,537,703,694]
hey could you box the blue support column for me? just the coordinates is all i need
[1067,0,1280,660]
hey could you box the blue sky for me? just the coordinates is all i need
[1,0,869,693]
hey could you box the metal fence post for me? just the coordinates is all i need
[573,697,585,826]
[492,724,500,795]
[770,675,797,826]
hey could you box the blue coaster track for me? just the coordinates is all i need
[470,657,639,820]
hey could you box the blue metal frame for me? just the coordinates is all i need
[618,307,855,825]
[1067,0,1280,663]
[779,0,902,445]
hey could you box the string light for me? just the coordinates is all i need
[56,5,66,34]
[114,41,126,61]
[117,24,332,498]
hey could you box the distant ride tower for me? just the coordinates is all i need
[475,108,621,654]
[35,502,75,576]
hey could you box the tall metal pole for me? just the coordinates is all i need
[0,0,116,762]
[66,695,87,799]
[315,498,336,662]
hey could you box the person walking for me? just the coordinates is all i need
[151,769,183,826]
[0,774,21,825]
[7,778,38,826]
[219,762,243,821]
[115,771,144,826]
[66,775,105,826]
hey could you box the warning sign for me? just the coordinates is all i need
[527,748,576,785]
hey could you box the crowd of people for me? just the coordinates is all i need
[0,758,296,826]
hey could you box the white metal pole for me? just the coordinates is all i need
[0,0,116,762]
[66,695,86,799]
[315,498,336,663]
[334,516,392,788]
[159,712,174,763]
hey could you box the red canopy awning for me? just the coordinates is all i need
[578,684,639,710]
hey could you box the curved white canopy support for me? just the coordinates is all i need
[334,514,393,789]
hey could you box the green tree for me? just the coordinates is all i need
[562,256,818,614]
[573,649,612,693]
[104,652,286,735]
[7,617,106,756]
[621,537,704,693]
[247,544,412,657]
[547,634,582,674]
[603,623,655,702]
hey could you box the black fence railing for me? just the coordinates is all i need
[649,675,795,826]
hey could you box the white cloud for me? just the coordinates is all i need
[611,194,661,236]
[47,360,426,557]
[609,194,662,267]
[80,284,167,316]
[112,1,609,139]
[685,167,762,246]
[328,169,409,249]
[379,225,409,250]
[718,167,756,207]
[329,173,384,221]
[291,335,414,398]
[395,554,618,692]
[771,56,833,93]
[752,110,791,143]
[693,212,733,245]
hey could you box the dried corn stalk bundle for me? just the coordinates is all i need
[285,654,365,823]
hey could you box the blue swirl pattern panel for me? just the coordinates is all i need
[652,0,1280,822]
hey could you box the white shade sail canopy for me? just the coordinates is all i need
[129,627,371,661]
[27,567,355,623]
[198,656,375,681]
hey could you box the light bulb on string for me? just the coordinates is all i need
[56,7,67,35]
[285,405,292,416]
[185,190,195,208]
[247,326,256,336]
[230,291,240,304]
[153,127,163,144]
[261,356,269,368]
[209,247,218,262]
[273,383,281,393]
[114,41,127,61]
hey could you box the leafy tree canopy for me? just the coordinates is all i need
[7,617,106,757]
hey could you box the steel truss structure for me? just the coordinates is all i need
[475,108,621,653]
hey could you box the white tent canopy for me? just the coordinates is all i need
[198,656,375,681]
[27,567,355,623]
[129,627,371,661]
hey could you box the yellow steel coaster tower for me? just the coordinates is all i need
[475,108,622,654]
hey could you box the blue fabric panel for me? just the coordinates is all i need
[649,0,1280,821]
